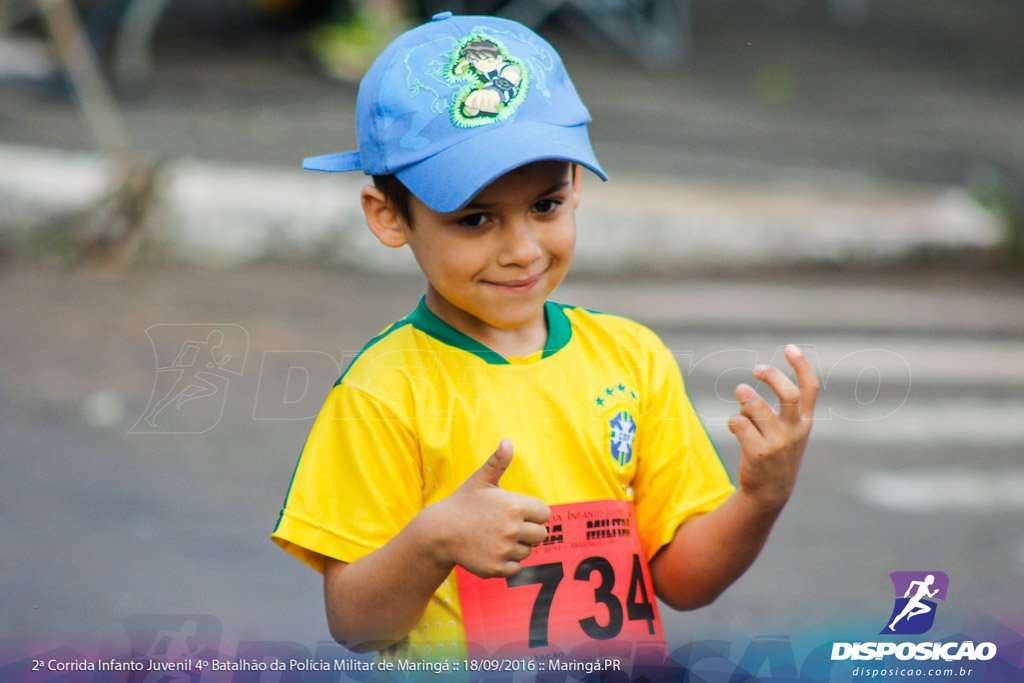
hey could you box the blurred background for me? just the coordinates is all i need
[2,0,1023,671]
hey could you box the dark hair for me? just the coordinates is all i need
[372,174,414,227]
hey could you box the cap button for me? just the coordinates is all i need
[431,11,453,21]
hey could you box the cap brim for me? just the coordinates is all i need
[303,151,361,172]
[394,122,606,213]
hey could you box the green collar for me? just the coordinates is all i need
[406,296,572,365]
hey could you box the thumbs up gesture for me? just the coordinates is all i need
[428,439,551,579]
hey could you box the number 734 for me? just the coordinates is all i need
[506,553,657,648]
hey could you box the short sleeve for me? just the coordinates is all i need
[632,338,735,560]
[272,383,422,573]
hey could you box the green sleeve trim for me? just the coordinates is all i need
[273,443,305,536]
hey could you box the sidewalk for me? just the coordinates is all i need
[0,143,1004,271]
[0,1,1020,271]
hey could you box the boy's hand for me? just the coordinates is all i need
[426,439,550,579]
[728,344,819,513]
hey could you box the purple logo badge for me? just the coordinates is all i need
[880,571,949,635]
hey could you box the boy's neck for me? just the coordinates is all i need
[424,288,548,359]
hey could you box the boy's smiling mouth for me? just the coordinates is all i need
[481,269,548,291]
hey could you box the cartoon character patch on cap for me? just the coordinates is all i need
[446,33,529,128]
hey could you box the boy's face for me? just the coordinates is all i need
[402,160,580,341]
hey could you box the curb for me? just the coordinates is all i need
[0,143,1007,271]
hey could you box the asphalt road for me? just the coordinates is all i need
[2,262,1022,662]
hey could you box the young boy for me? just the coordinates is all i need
[272,11,817,664]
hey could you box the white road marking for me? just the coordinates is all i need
[856,469,1024,512]
[666,334,1024,388]
[703,398,1024,446]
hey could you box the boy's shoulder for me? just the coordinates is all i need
[331,311,424,393]
[555,302,668,351]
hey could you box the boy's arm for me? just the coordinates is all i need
[649,344,818,610]
[322,439,549,652]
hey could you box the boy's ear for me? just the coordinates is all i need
[571,163,582,209]
[361,185,408,248]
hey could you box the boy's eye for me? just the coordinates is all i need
[533,199,561,214]
[457,213,489,228]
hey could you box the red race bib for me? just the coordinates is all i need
[456,500,666,659]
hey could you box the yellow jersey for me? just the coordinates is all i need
[272,297,734,658]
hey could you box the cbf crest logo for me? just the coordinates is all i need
[445,33,529,127]
[595,383,639,467]
[607,411,637,466]
[881,571,949,635]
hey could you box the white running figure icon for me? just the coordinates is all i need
[889,574,939,631]
[143,330,231,427]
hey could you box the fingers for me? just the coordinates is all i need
[479,522,548,579]
[497,522,549,576]
[728,413,763,452]
[519,495,551,525]
[497,560,524,577]
[738,344,820,428]
[520,520,549,546]
[735,383,776,435]
[466,438,514,489]
[509,542,536,563]
[752,363,801,424]
[784,344,820,420]
[728,345,817,509]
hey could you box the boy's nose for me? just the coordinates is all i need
[497,219,543,267]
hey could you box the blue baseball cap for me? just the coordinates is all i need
[302,11,606,213]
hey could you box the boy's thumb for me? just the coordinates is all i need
[469,438,514,488]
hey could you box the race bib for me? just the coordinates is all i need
[456,500,665,659]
